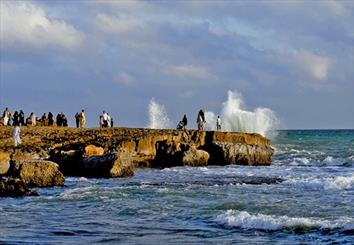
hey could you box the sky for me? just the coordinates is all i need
[0,0,353,129]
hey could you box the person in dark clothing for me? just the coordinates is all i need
[182,114,187,130]
[62,114,68,127]
[75,112,79,128]
[56,113,62,127]
[12,111,19,126]
[48,112,54,126]
[19,110,25,126]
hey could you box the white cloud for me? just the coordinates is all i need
[114,72,136,86]
[0,1,84,50]
[165,64,213,79]
[95,13,146,34]
[292,50,331,81]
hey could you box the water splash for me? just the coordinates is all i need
[206,90,278,136]
[148,98,171,129]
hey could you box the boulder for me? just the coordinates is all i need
[0,177,38,197]
[75,151,135,178]
[16,160,65,187]
[182,147,210,166]
[0,151,10,175]
[84,145,104,157]
[208,142,274,166]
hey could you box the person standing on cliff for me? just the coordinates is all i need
[216,115,221,131]
[182,114,187,130]
[13,125,21,147]
[3,107,11,126]
[197,110,206,131]
[48,112,54,126]
[75,112,79,128]
[79,109,86,128]
[19,110,25,126]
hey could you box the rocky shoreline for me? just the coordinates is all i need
[0,126,274,197]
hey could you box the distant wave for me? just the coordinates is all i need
[216,210,352,232]
[283,174,354,190]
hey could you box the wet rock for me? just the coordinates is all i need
[73,151,135,178]
[0,177,38,197]
[207,142,274,166]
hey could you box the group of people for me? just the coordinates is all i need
[176,110,222,131]
[75,110,86,128]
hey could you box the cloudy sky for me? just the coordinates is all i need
[1,0,353,129]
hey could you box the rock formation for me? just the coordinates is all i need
[0,126,274,196]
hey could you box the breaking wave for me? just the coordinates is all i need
[216,210,350,232]
[283,174,354,190]
[148,98,171,129]
[206,90,278,137]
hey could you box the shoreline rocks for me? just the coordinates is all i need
[0,126,274,197]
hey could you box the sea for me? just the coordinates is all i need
[1,129,353,244]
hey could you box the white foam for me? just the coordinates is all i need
[289,157,311,165]
[325,174,354,190]
[205,90,278,137]
[216,210,342,231]
[322,156,345,166]
[148,98,171,129]
[283,174,354,190]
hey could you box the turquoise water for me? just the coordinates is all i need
[1,130,354,244]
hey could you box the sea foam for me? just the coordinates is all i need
[216,210,345,231]
[148,98,171,129]
[206,90,278,137]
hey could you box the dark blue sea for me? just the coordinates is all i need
[1,130,354,244]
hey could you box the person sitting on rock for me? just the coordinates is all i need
[176,121,184,130]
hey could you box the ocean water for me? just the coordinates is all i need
[1,130,353,244]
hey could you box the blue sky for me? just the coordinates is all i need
[0,0,353,129]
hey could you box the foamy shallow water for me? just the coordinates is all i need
[0,130,353,244]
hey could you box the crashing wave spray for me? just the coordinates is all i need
[205,90,278,136]
[148,98,171,129]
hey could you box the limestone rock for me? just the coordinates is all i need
[16,160,65,187]
[208,142,274,166]
[182,147,210,166]
[84,145,104,157]
[75,151,135,178]
[0,177,38,197]
[0,151,10,175]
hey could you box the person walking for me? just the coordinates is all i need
[13,125,21,147]
[216,115,221,131]
[13,111,19,126]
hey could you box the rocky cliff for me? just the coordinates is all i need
[0,126,273,195]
